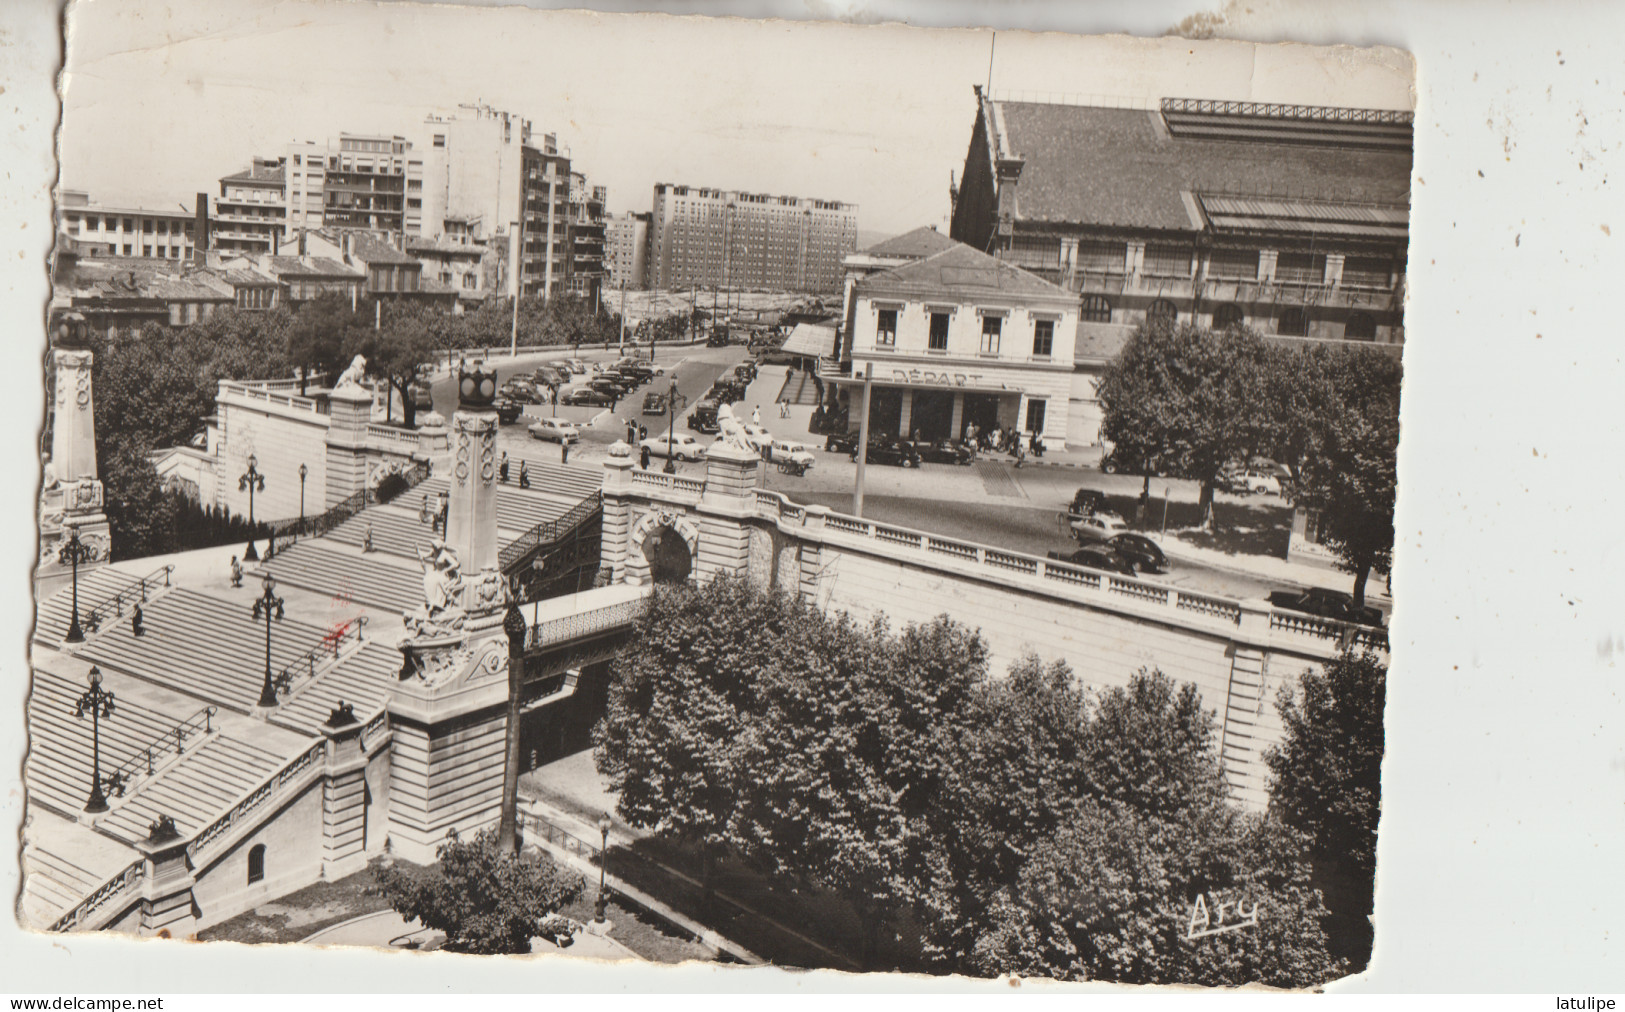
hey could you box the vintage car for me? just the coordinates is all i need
[1047,545,1138,577]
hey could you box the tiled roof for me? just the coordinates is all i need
[862,226,961,259]
[266,256,363,278]
[405,236,487,255]
[989,101,1412,232]
[855,242,1075,303]
[220,164,285,186]
[345,232,418,265]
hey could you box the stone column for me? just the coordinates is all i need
[798,505,829,604]
[898,389,914,438]
[601,441,634,582]
[949,392,965,441]
[445,410,500,576]
[135,820,197,938]
[39,343,111,599]
[318,705,370,880]
[695,441,760,582]
[324,383,374,508]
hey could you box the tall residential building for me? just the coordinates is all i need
[516,135,571,300]
[279,133,443,239]
[55,190,196,261]
[422,104,531,240]
[212,159,286,253]
[605,211,650,291]
[564,176,607,303]
[647,184,858,294]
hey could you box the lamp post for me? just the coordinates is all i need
[663,379,678,474]
[250,573,285,709]
[74,666,116,813]
[240,453,265,561]
[59,525,94,643]
[595,812,612,923]
[297,463,308,540]
[497,600,527,855]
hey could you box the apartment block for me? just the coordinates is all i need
[647,184,858,294]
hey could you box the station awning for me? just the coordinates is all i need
[779,322,838,359]
[826,370,1026,395]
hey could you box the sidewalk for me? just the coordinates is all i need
[1156,532,1392,607]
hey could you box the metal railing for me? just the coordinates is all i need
[498,491,602,573]
[101,705,218,799]
[270,616,367,700]
[269,460,431,553]
[79,565,174,635]
[1161,96,1414,125]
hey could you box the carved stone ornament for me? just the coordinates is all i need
[454,430,471,487]
[333,354,369,391]
[466,566,507,614]
[42,527,108,567]
[66,479,104,512]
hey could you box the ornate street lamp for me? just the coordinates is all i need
[74,666,116,813]
[58,525,94,643]
[250,573,285,709]
[240,454,266,562]
[497,600,528,855]
[297,463,308,541]
[663,379,679,475]
[595,812,613,923]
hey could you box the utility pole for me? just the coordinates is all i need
[510,218,523,358]
[618,279,627,356]
[853,362,873,517]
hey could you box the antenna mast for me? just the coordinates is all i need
[986,32,996,92]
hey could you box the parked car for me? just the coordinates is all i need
[1268,587,1385,627]
[853,436,922,467]
[528,417,580,443]
[1047,545,1138,577]
[765,439,817,470]
[562,387,615,407]
[824,430,861,454]
[590,378,628,398]
[910,439,975,465]
[567,358,587,374]
[500,379,541,404]
[616,360,656,380]
[732,362,758,384]
[642,392,668,415]
[688,400,721,434]
[1068,488,1107,520]
[547,359,575,377]
[641,432,707,461]
[1070,511,1130,544]
[408,384,433,410]
[534,366,567,388]
[492,396,523,424]
[1107,533,1169,574]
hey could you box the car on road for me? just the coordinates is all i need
[590,377,629,398]
[1068,488,1107,520]
[408,384,433,410]
[824,431,860,454]
[492,396,524,424]
[1070,511,1130,544]
[642,392,668,415]
[528,417,580,443]
[732,362,758,384]
[567,358,587,374]
[616,359,658,379]
[533,367,566,389]
[641,432,707,461]
[909,439,975,465]
[500,379,542,404]
[1267,587,1385,627]
[1107,533,1169,574]
[688,400,720,434]
[562,387,616,407]
[853,436,922,468]
[765,439,817,470]
[1047,545,1138,577]
[546,359,575,377]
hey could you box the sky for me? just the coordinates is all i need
[58,0,1412,239]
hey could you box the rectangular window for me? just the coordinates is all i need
[926,312,950,350]
[1026,399,1047,435]
[1275,252,1327,285]
[1006,235,1061,269]
[143,245,152,257]
[1143,243,1193,277]
[86,216,99,230]
[122,244,132,255]
[1032,319,1054,358]
[1341,256,1391,288]
[1076,240,1126,274]
[875,308,897,345]
[169,305,182,326]
[123,217,134,231]
[980,315,1002,355]
[1207,248,1259,280]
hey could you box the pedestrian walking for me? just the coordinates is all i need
[1014,439,1026,469]
[132,603,144,637]
[752,405,762,426]
[561,440,570,465]
[518,461,530,489]
[362,522,374,553]
[230,555,243,588]
[499,451,509,484]
[779,400,790,418]
[1030,431,1043,457]
[640,445,652,469]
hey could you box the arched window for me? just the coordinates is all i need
[247,844,266,885]
[1081,295,1112,323]
[1147,299,1178,325]
[1277,307,1309,337]
[1213,303,1245,330]
[1344,312,1377,341]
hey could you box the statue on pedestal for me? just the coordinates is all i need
[401,539,467,638]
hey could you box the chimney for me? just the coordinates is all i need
[194,193,211,263]
[272,229,280,256]
[298,229,307,256]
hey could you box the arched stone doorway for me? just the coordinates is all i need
[645,524,693,584]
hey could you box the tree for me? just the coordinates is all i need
[348,301,440,428]
[1265,651,1386,968]
[371,828,583,954]
[286,294,358,393]
[97,431,177,562]
[1287,348,1401,607]
[1096,322,1269,527]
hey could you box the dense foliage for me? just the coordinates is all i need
[1098,321,1401,604]
[595,575,1347,984]
[371,828,583,954]
[1265,651,1387,969]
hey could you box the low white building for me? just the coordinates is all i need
[835,241,1080,449]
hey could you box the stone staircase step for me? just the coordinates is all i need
[256,540,422,614]
[98,733,290,844]
[34,568,163,645]
[271,641,400,736]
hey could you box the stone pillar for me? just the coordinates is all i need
[601,441,635,582]
[898,389,914,438]
[135,821,197,938]
[695,441,760,582]
[950,392,965,441]
[50,348,100,489]
[445,411,500,576]
[39,344,111,599]
[319,705,370,880]
[324,384,374,508]
[416,411,450,464]
[798,505,828,604]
